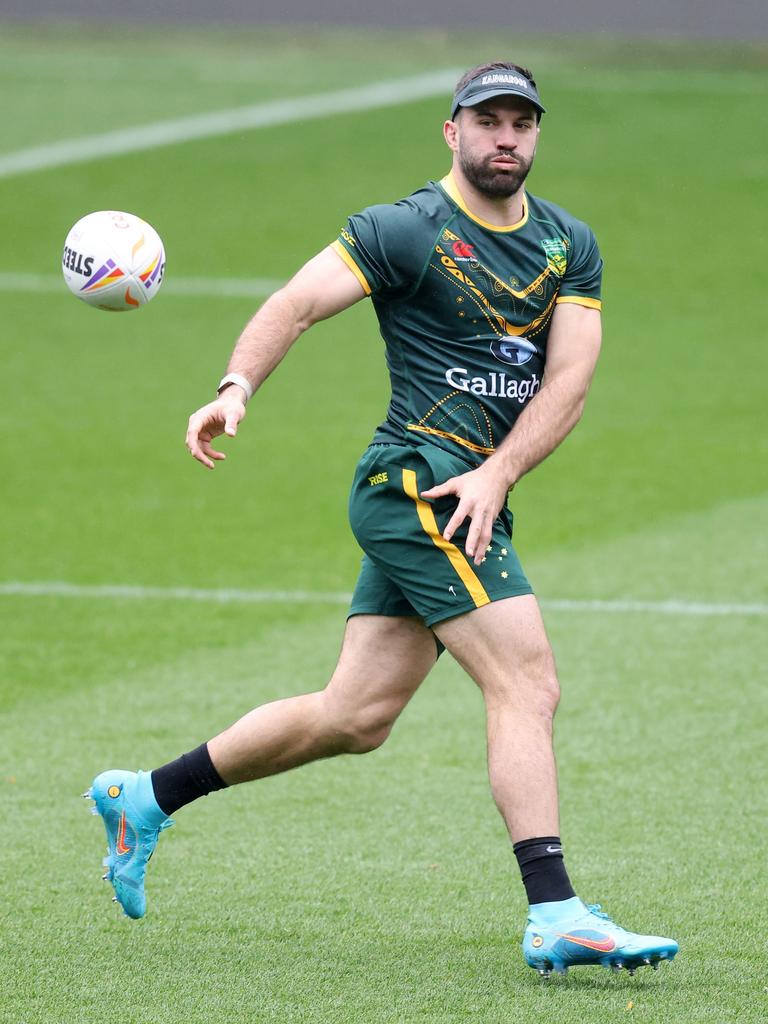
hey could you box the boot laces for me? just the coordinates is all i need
[587,904,614,923]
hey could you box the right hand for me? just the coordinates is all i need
[185,386,247,469]
[420,460,510,566]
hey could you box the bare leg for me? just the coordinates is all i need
[208,615,437,784]
[434,595,561,843]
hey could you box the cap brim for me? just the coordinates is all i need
[453,88,545,119]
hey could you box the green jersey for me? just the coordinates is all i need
[333,172,602,467]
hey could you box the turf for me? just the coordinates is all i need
[1,21,766,1024]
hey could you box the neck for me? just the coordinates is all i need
[448,164,526,227]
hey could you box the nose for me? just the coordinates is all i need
[496,128,518,152]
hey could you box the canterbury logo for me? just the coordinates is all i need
[557,933,616,953]
[116,811,132,856]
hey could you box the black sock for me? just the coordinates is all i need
[150,742,228,816]
[513,836,576,905]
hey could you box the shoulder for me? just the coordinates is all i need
[527,194,603,298]
[339,183,453,297]
[352,181,453,235]
[526,193,598,247]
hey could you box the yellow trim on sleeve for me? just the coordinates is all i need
[331,240,372,296]
[439,172,528,233]
[555,295,602,310]
[401,468,491,610]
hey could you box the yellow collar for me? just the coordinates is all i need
[440,172,528,233]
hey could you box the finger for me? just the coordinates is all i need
[186,429,214,469]
[186,408,221,450]
[442,502,469,543]
[188,408,224,437]
[465,512,489,563]
[185,417,206,451]
[421,479,457,501]
[477,519,496,565]
[200,436,225,457]
[190,447,215,470]
[200,439,226,462]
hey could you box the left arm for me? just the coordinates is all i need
[488,302,602,485]
[421,302,602,563]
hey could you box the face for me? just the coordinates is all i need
[445,98,539,198]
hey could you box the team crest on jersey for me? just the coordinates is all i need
[540,237,568,277]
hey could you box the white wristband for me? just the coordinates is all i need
[217,372,253,403]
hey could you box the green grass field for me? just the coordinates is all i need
[1,21,766,1024]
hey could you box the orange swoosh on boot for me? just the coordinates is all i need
[556,933,616,953]
[116,811,132,855]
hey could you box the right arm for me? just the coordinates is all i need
[186,245,367,468]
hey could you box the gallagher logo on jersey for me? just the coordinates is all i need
[489,336,538,366]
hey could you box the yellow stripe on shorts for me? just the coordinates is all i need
[401,468,490,609]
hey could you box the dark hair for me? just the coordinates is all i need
[454,61,538,95]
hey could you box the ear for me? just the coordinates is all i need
[443,119,459,153]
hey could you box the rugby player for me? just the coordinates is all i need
[86,62,678,977]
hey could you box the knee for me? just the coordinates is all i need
[522,642,560,718]
[508,672,560,724]
[537,670,561,720]
[319,690,396,754]
[344,719,393,754]
[527,653,560,723]
[486,648,561,722]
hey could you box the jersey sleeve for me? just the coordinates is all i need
[556,222,603,310]
[332,202,429,300]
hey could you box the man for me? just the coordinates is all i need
[86,62,678,977]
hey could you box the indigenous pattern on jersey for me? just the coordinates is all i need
[333,172,602,466]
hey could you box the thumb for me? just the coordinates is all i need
[224,413,240,437]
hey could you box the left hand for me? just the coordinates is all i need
[420,462,510,565]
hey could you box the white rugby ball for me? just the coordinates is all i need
[62,210,165,311]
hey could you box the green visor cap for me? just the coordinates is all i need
[451,72,545,120]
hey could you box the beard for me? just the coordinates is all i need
[458,144,533,198]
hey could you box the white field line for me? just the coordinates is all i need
[0,69,461,180]
[0,272,282,300]
[0,581,765,617]
[541,598,767,617]
[0,582,351,605]
[2,65,763,183]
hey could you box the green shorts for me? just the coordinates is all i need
[348,443,532,628]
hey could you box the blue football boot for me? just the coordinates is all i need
[523,896,679,976]
[84,769,173,919]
